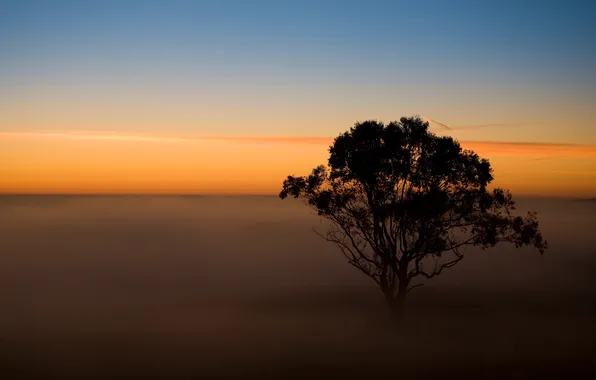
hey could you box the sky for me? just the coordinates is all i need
[1,0,595,196]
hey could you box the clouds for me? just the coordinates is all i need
[1,130,594,196]
[0,131,332,145]
[2,130,595,157]
[551,170,596,175]
[421,116,519,131]
[421,116,453,130]
[460,141,596,158]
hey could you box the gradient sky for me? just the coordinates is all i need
[1,0,595,196]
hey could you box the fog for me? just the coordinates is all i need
[1,195,595,378]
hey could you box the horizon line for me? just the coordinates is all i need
[0,192,589,199]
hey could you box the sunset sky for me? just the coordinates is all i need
[1,0,595,196]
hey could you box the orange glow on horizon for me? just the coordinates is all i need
[1,131,594,197]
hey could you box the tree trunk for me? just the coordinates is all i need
[385,280,408,320]
[388,294,406,320]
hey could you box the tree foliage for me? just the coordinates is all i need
[280,116,547,313]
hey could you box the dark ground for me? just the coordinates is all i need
[0,195,595,379]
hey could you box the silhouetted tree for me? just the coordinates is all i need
[280,116,547,318]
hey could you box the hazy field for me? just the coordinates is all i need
[1,195,595,379]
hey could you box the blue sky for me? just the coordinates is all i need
[1,0,595,141]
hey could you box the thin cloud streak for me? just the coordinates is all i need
[421,116,453,130]
[453,123,520,130]
[1,131,595,157]
[0,131,332,145]
[521,156,569,162]
[421,116,519,131]
[551,170,596,175]
[461,141,596,157]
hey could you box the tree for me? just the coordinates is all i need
[279,116,547,318]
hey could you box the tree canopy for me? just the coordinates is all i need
[280,116,547,315]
